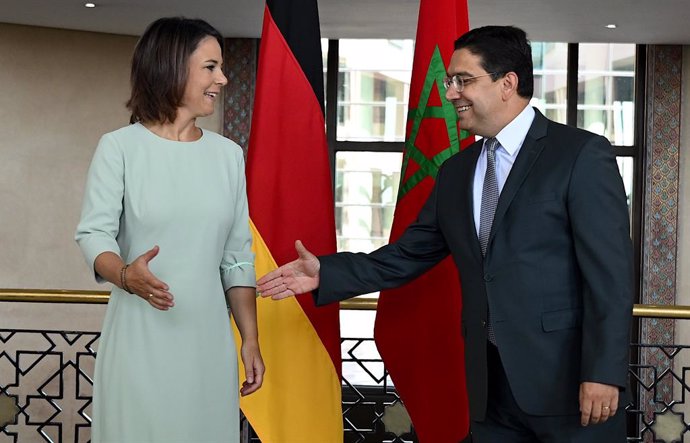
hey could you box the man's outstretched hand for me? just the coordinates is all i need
[256,240,320,300]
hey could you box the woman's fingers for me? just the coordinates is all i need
[145,291,174,310]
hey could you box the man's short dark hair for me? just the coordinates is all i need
[127,17,224,124]
[454,25,534,99]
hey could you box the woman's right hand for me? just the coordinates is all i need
[126,245,175,310]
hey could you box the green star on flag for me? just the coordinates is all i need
[399,46,470,199]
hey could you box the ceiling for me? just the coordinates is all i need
[1,0,689,44]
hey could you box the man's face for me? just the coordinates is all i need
[445,48,503,138]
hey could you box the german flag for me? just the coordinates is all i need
[237,0,343,441]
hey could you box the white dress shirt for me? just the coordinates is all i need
[473,105,536,235]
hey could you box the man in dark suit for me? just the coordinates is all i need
[258,25,633,442]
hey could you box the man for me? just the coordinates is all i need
[258,25,633,442]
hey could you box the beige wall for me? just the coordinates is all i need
[0,24,222,290]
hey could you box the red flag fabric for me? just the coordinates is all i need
[374,1,472,442]
[242,0,342,441]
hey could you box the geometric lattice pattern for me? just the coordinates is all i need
[7,328,690,442]
[0,329,98,443]
[340,338,416,443]
[242,337,417,443]
[628,343,690,442]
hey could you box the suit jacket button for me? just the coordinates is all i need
[482,320,487,327]
[484,274,493,282]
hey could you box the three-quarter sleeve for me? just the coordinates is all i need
[75,134,124,283]
[220,149,255,291]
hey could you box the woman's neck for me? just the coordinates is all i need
[143,117,201,142]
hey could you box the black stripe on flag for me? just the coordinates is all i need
[266,0,325,115]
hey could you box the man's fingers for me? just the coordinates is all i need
[608,392,619,416]
[258,278,289,296]
[581,401,615,426]
[259,285,290,298]
[295,239,306,256]
[258,273,287,291]
[261,283,294,299]
[589,404,602,424]
[579,382,618,426]
[580,403,592,426]
[257,268,283,286]
[271,288,295,300]
[295,240,312,260]
[600,405,612,421]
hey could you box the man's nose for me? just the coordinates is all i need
[445,86,459,102]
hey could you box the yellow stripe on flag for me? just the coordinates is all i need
[232,219,343,443]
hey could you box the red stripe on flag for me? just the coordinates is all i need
[374,0,471,441]
[247,5,341,376]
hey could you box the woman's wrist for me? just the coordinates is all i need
[120,264,132,293]
[242,336,259,346]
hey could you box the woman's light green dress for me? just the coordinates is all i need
[76,123,255,443]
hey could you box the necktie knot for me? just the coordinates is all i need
[485,137,499,157]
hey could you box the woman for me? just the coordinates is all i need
[75,17,263,442]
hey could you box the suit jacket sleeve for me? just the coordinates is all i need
[569,134,634,388]
[314,165,452,306]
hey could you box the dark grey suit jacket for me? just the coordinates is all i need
[315,109,634,421]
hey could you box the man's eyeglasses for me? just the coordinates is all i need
[442,73,497,92]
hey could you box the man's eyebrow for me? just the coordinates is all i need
[446,70,471,77]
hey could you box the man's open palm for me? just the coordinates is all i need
[256,240,320,299]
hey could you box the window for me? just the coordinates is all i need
[577,44,636,145]
[325,39,413,258]
[531,42,568,124]
[335,40,413,142]
[335,151,401,252]
[575,44,639,228]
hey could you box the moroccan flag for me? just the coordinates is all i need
[374,0,472,441]
[238,0,342,442]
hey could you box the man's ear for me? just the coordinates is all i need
[501,72,519,100]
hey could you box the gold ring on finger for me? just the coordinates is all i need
[148,293,153,300]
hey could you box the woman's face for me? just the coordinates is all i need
[179,36,227,120]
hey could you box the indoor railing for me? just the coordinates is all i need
[1,289,689,443]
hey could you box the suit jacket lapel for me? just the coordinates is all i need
[462,141,483,261]
[488,110,549,248]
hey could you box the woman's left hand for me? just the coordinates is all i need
[240,340,265,396]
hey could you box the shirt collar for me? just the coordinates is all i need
[493,105,535,157]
